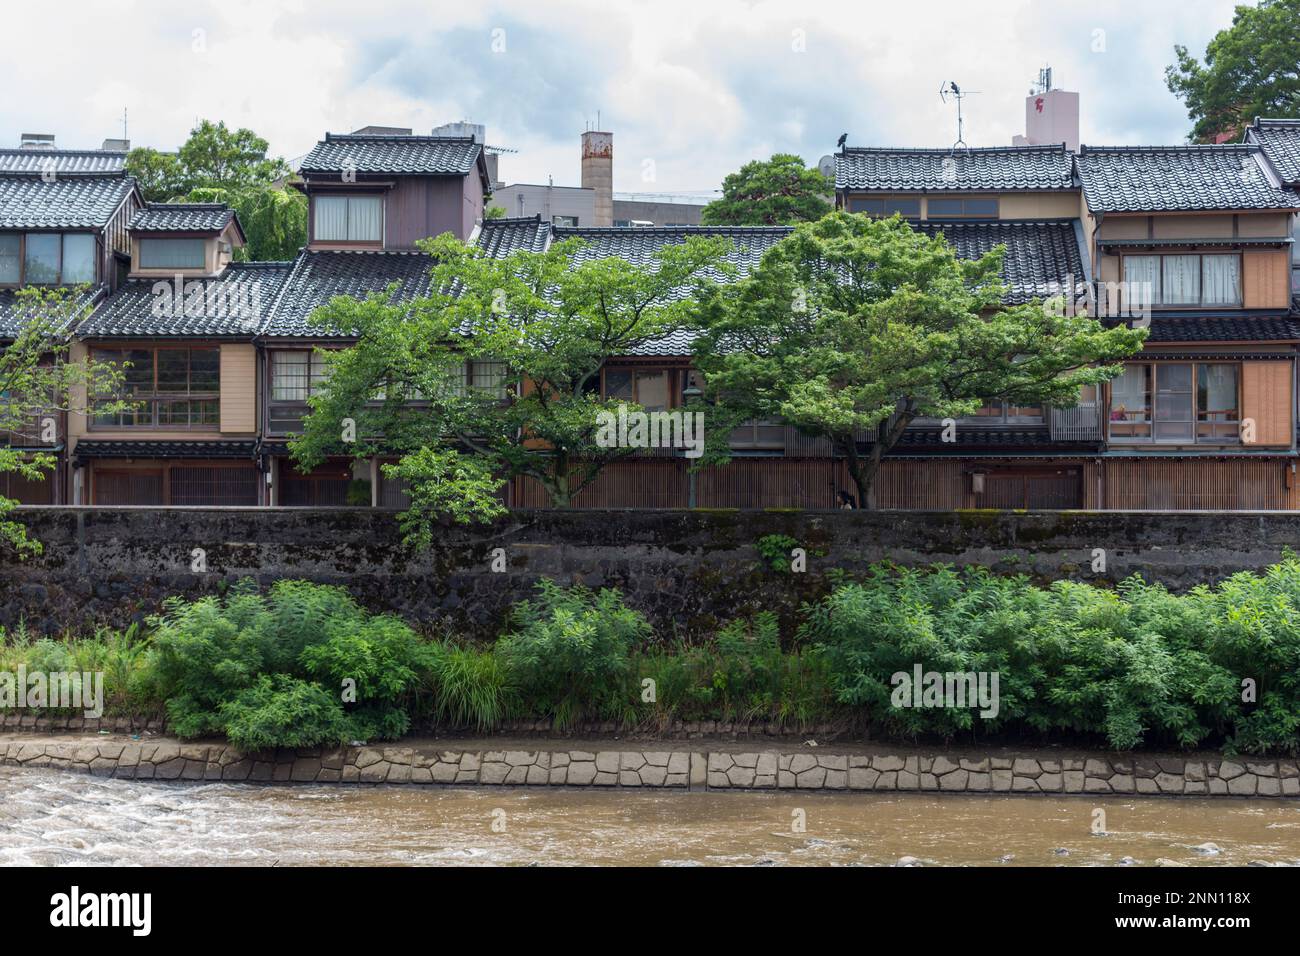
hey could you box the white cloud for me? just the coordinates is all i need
[1,0,1245,194]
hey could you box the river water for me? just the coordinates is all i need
[2,766,1298,866]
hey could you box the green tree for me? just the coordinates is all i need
[290,233,731,543]
[126,120,305,260]
[0,288,126,554]
[700,153,832,226]
[1165,0,1300,142]
[690,213,1147,508]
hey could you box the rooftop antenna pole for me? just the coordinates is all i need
[123,107,128,142]
[939,81,979,152]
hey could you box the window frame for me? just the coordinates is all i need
[90,345,221,431]
[925,197,1000,219]
[311,193,385,244]
[136,237,207,271]
[0,231,98,287]
[847,196,922,219]
[601,366,678,411]
[1121,252,1242,308]
[1107,361,1241,445]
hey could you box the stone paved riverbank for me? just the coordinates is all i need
[2,734,1296,797]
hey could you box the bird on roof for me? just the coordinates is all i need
[836,133,848,149]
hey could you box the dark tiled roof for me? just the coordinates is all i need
[475,216,551,257]
[0,149,127,175]
[1246,118,1300,187]
[475,220,1084,355]
[72,440,258,461]
[1126,315,1300,343]
[130,202,235,233]
[79,262,293,338]
[0,174,136,229]
[261,249,434,337]
[1075,145,1300,212]
[299,134,482,176]
[836,145,1075,192]
[916,220,1086,304]
[554,224,792,279]
[0,285,105,339]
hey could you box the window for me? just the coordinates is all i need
[970,400,1043,423]
[138,238,206,270]
[0,233,97,285]
[271,350,331,402]
[927,197,999,218]
[468,359,509,399]
[61,233,95,283]
[604,368,672,411]
[1109,362,1239,444]
[730,420,785,450]
[848,197,921,218]
[314,195,383,242]
[552,215,578,227]
[24,234,60,284]
[0,235,17,284]
[91,346,220,429]
[1123,254,1241,307]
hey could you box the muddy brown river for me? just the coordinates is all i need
[2,766,1298,866]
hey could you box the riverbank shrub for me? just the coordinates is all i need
[496,580,648,730]
[6,562,1300,754]
[803,563,1300,753]
[147,579,432,749]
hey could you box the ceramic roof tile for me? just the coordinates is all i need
[260,249,435,338]
[1076,145,1300,212]
[130,202,236,233]
[79,262,293,338]
[0,285,105,339]
[1246,118,1300,187]
[299,134,481,176]
[0,149,127,175]
[0,175,136,229]
[836,145,1075,192]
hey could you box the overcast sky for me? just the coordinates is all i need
[3,0,1244,197]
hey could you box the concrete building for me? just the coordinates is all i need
[489,182,594,226]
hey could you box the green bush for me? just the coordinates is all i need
[803,563,1299,753]
[497,580,648,730]
[147,579,431,748]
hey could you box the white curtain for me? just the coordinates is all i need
[1111,364,1149,419]
[348,196,383,241]
[1162,255,1200,304]
[272,351,309,401]
[1199,364,1238,416]
[1202,255,1240,305]
[1123,256,1159,308]
[314,196,348,241]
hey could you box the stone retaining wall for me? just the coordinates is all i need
[4,737,1296,797]
[8,507,1300,636]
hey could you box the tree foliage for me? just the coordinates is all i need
[0,288,126,555]
[691,212,1147,507]
[700,153,832,225]
[1165,0,1300,142]
[291,233,731,540]
[126,120,306,260]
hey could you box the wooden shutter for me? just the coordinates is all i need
[219,344,256,434]
[1241,361,1294,447]
[1242,250,1290,309]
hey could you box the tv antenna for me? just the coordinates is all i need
[939,81,979,152]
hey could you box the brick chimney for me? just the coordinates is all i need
[581,130,613,227]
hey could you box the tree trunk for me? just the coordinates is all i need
[841,411,914,511]
[545,450,573,508]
